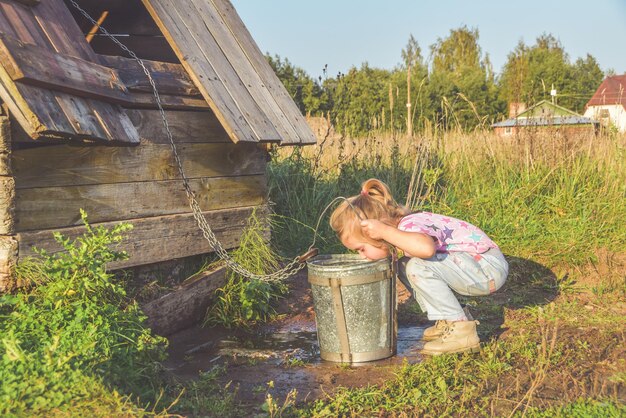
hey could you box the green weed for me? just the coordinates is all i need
[0,210,166,416]
[205,209,287,328]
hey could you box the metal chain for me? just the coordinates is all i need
[69,1,311,281]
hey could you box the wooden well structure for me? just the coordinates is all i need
[0,0,316,294]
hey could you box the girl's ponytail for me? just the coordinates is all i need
[360,178,408,221]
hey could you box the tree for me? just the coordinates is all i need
[427,26,503,129]
[266,54,328,116]
[498,34,604,114]
[568,54,604,113]
[329,63,391,136]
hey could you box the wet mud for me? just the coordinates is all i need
[164,270,430,405]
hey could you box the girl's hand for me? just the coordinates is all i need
[360,219,388,240]
[361,219,437,259]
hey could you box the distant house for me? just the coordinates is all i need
[492,100,598,137]
[583,74,626,133]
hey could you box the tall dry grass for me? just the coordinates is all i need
[269,129,626,269]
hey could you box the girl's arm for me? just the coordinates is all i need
[360,219,436,259]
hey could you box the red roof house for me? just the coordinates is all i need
[583,75,626,133]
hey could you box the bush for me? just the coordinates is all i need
[0,210,167,415]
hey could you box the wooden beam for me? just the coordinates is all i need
[0,32,129,103]
[0,33,208,111]
[0,42,141,144]
[13,142,267,189]
[0,177,14,235]
[125,108,230,144]
[89,35,179,64]
[124,91,209,110]
[17,205,267,268]
[0,115,15,292]
[99,54,200,96]
[14,174,267,231]
[0,235,18,292]
[141,264,227,335]
[12,1,40,6]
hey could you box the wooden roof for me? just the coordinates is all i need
[0,0,316,145]
[585,74,626,110]
[0,0,140,143]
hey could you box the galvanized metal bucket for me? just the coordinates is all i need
[307,254,397,363]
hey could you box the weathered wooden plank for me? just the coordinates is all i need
[14,174,267,231]
[0,33,207,112]
[142,0,280,143]
[0,115,10,171]
[0,33,130,103]
[0,1,47,46]
[12,0,39,7]
[169,0,281,142]
[17,205,266,268]
[0,176,14,235]
[13,142,267,188]
[30,0,99,60]
[0,65,51,135]
[0,115,13,236]
[141,265,227,335]
[99,54,200,96]
[0,235,18,292]
[125,108,231,144]
[125,91,209,110]
[0,7,17,39]
[0,65,140,143]
[90,35,179,64]
[212,0,317,145]
[189,0,299,143]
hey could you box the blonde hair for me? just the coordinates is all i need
[329,178,410,247]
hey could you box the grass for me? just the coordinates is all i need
[205,209,288,328]
[266,128,626,417]
[2,128,623,416]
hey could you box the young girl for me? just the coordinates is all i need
[329,178,508,355]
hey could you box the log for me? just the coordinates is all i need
[141,264,227,335]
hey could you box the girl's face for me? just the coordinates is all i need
[341,235,389,261]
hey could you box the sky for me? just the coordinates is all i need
[231,0,626,80]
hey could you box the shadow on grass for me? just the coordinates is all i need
[396,255,560,340]
[459,255,559,340]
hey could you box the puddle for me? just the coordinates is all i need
[162,271,429,405]
[164,321,427,404]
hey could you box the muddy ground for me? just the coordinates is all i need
[164,269,429,406]
[163,255,626,413]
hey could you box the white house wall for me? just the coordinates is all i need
[584,105,626,133]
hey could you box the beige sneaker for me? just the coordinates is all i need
[422,306,474,341]
[421,320,481,355]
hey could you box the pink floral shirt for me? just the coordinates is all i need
[398,212,498,254]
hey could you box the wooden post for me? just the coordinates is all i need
[0,113,17,292]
